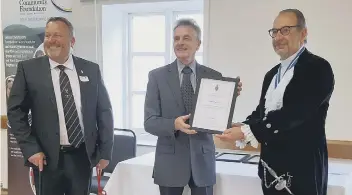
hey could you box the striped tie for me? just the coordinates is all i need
[57,65,84,148]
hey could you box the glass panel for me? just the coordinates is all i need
[131,15,166,52]
[131,94,146,129]
[131,56,165,91]
[176,13,203,52]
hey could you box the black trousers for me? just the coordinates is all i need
[261,178,327,195]
[33,144,92,195]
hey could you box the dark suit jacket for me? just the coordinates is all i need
[243,49,334,194]
[144,60,222,187]
[7,55,114,170]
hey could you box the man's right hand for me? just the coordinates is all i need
[174,114,197,134]
[28,152,46,171]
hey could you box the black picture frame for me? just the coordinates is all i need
[189,76,240,134]
[242,154,261,165]
[215,152,249,163]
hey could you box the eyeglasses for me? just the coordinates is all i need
[268,25,300,38]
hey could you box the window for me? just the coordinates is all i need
[102,1,203,145]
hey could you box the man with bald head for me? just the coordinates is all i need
[217,9,334,195]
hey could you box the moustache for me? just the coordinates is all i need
[274,42,287,46]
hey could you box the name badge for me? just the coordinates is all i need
[79,76,89,82]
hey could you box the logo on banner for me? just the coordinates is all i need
[19,0,48,12]
[51,0,72,12]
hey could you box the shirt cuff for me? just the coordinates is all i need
[235,124,259,149]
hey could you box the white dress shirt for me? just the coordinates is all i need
[49,55,84,145]
[177,59,197,91]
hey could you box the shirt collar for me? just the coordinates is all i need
[49,55,74,70]
[280,45,305,70]
[177,59,196,75]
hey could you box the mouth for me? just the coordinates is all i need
[47,45,60,49]
[176,48,188,52]
[275,44,286,50]
[45,45,62,56]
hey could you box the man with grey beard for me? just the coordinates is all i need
[7,17,114,195]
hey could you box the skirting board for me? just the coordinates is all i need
[1,115,352,159]
[214,136,352,160]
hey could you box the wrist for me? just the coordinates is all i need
[239,130,245,140]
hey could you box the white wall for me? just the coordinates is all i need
[206,0,352,140]
[73,0,352,141]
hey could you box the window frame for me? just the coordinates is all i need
[102,1,204,144]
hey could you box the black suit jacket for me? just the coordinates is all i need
[7,55,114,170]
[243,49,334,194]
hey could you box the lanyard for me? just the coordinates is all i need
[275,47,305,88]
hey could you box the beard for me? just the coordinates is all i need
[46,46,62,58]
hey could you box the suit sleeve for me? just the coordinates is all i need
[96,67,114,161]
[144,71,176,137]
[7,62,42,160]
[248,60,334,143]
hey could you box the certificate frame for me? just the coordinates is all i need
[189,76,240,134]
[215,152,249,163]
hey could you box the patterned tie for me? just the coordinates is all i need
[57,65,84,147]
[181,66,194,114]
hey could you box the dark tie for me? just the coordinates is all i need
[57,65,84,147]
[181,66,194,114]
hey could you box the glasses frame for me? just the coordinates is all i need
[268,25,301,38]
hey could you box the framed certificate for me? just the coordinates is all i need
[189,77,240,134]
[215,153,249,163]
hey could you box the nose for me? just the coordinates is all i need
[274,32,284,41]
[177,38,186,45]
[46,35,58,43]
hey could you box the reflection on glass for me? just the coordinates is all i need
[132,56,165,91]
[176,13,203,52]
[132,94,146,128]
[132,15,166,52]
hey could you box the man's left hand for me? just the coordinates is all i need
[96,159,109,175]
[216,126,244,142]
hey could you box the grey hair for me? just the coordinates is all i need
[46,16,74,37]
[279,9,307,43]
[173,18,201,41]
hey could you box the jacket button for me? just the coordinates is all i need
[274,130,279,134]
[266,123,271,128]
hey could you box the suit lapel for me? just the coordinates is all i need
[196,63,206,88]
[72,56,87,116]
[39,56,58,111]
[166,60,185,112]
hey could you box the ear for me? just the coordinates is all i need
[71,36,76,47]
[196,39,201,50]
[302,28,308,43]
